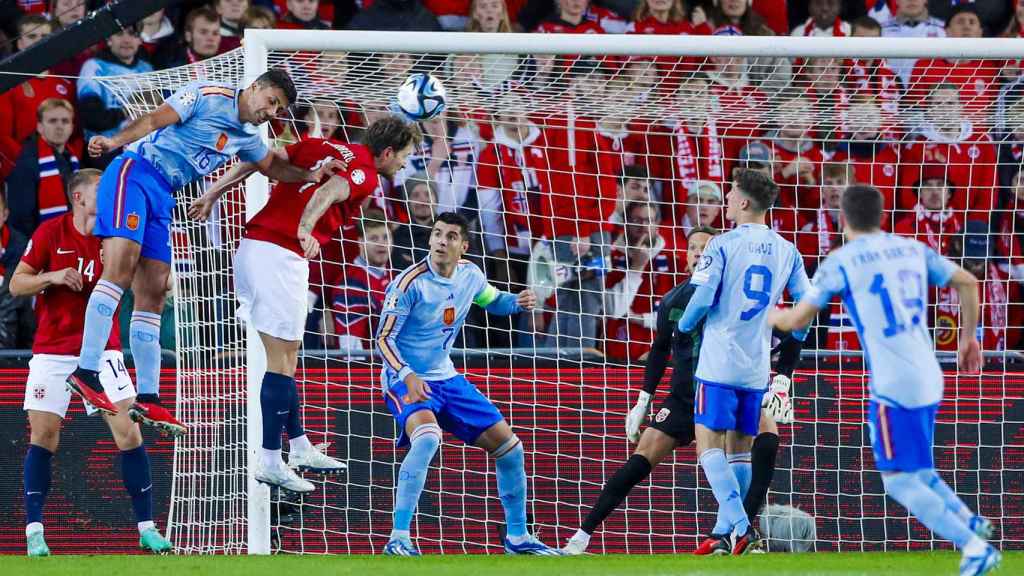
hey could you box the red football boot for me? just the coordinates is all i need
[693,534,731,556]
[129,394,187,437]
[66,367,118,415]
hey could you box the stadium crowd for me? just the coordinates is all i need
[0,0,1023,362]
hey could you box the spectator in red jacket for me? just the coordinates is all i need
[831,98,902,221]
[215,0,249,51]
[908,4,1000,124]
[797,162,851,273]
[627,0,708,34]
[901,83,998,222]
[962,223,1022,352]
[331,209,394,351]
[894,164,965,256]
[768,94,826,215]
[791,0,851,36]
[602,201,682,361]
[467,0,515,31]
[847,16,903,139]
[277,0,331,29]
[535,0,606,32]
[1004,0,1024,37]
[153,7,224,70]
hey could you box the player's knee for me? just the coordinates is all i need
[29,426,60,453]
[489,435,523,461]
[881,471,915,496]
[913,468,941,488]
[111,421,143,451]
[409,423,442,453]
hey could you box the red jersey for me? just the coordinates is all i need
[245,139,378,256]
[831,142,901,221]
[542,115,618,238]
[475,125,555,251]
[907,58,1001,122]
[331,257,393,350]
[768,138,827,214]
[900,128,997,221]
[593,121,653,179]
[535,17,604,34]
[893,206,964,257]
[21,213,120,355]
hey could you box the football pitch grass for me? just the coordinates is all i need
[1,551,1018,576]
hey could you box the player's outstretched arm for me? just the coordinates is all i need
[9,262,82,296]
[473,284,535,316]
[88,103,180,158]
[297,176,351,259]
[948,267,982,373]
[767,301,820,333]
[188,160,261,221]
[256,148,346,184]
[676,283,714,333]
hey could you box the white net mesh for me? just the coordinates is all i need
[97,37,1024,555]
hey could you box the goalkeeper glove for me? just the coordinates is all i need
[626,390,653,443]
[762,374,794,424]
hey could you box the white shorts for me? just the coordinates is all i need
[24,351,136,418]
[235,238,309,342]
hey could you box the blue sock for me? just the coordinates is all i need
[700,448,749,534]
[713,452,753,534]
[916,469,974,523]
[285,377,304,439]
[24,445,53,526]
[883,472,975,549]
[130,311,162,397]
[393,423,441,534]
[261,372,292,450]
[121,445,153,525]
[493,437,527,538]
[80,280,123,372]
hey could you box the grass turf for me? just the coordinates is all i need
[1,551,1018,576]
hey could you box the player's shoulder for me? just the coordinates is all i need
[392,260,431,293]
[195,82,237,98]
[456,259,486,281]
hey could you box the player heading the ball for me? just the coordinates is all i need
[769,185,1000,576]
[675,169,811,555]
[11,170,172,556]
[191,115,420,493]
[375,212,563,556]
[68,68,342,437]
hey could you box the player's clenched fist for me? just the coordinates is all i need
[188,194,217,221]
[48,267,83,292]
[88,136,117,158]
[516,289,537,311]
[298,230,320,259]
[308,158,348,182]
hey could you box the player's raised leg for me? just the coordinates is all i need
[24,410,58,557]
[564,427,678,554]
[105,394,172,553]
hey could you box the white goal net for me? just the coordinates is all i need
[97,31,1024,555]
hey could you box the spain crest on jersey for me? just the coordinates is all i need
[443,306,455,326]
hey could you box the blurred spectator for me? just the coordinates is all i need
[929,0,1013,36]
[1004,0,1024,36]
[77,26,153,168]
[901,84,997,221]
[331,209,394,351]
[348,0,442,31]
[627,0,708,34]
[791,0,851,36]
[679,180,723,237]
[138,8,177,57]
[48,0,85,29]
[796,162,850,272]
[391,173,436,269]
[708,0,775,34]
[466,0,514,31]
[733,141,773,179]
[831,98,901,219]
[846,17,902,137]
[894,164,964,256]
[608,165,655,226]
[154,7,223,70]
[995,169,1024,280]
[0,192,29,284]
[5,99,78,241]
[877,0,945,85]
[767,94,825,215]
[997,88,1024,189]
[242,5,278,28]
[216,0,250,51]
[603,201,681,361]
[277,0,330,29]
[408,109,482,216]
[0,14,76,180]
[962,221,1022,351]
[477,90,553,290]
[534,0,607,32]
[908,4,1000,124]
[0,192,33,350]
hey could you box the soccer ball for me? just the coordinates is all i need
[395,73,447,122]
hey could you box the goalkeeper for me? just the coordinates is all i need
[563,226,802,555]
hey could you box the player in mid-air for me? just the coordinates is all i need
[674,169,810,554]
[11,170,171,555]
[67,68,339,436]
[375,212,562,556]
[769,185,1000,576]
[562,225,803,555]
[190,115,420,493]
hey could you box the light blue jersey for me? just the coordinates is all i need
[802,233,958,408]
[377,259,521,386]
[680,223,810,390]
[126,81,269,190]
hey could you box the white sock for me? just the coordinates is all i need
[571,529,591,544]
[261,448,283,469]
[390,529,411,539]
[138,520,156,534]
[289,434,314,454]
[507,533,529,545]
[25,522,43,537]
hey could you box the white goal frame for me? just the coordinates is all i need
[237,30,1024,555]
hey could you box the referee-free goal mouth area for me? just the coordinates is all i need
[0,551,1018,576]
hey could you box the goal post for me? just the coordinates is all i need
[96,30,1024,555]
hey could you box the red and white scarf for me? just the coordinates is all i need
[981,262,1009,350]
[674,118,723,188]
[36,137,77,221]
[801,17,846,37]
[816,209,842,255]
[912,204,961,253]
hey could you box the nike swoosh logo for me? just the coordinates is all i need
[117,384,129,391]
[56,248,73,255]
[141,485,152,493]
[276,410,289,415]
[26,491,41,495]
